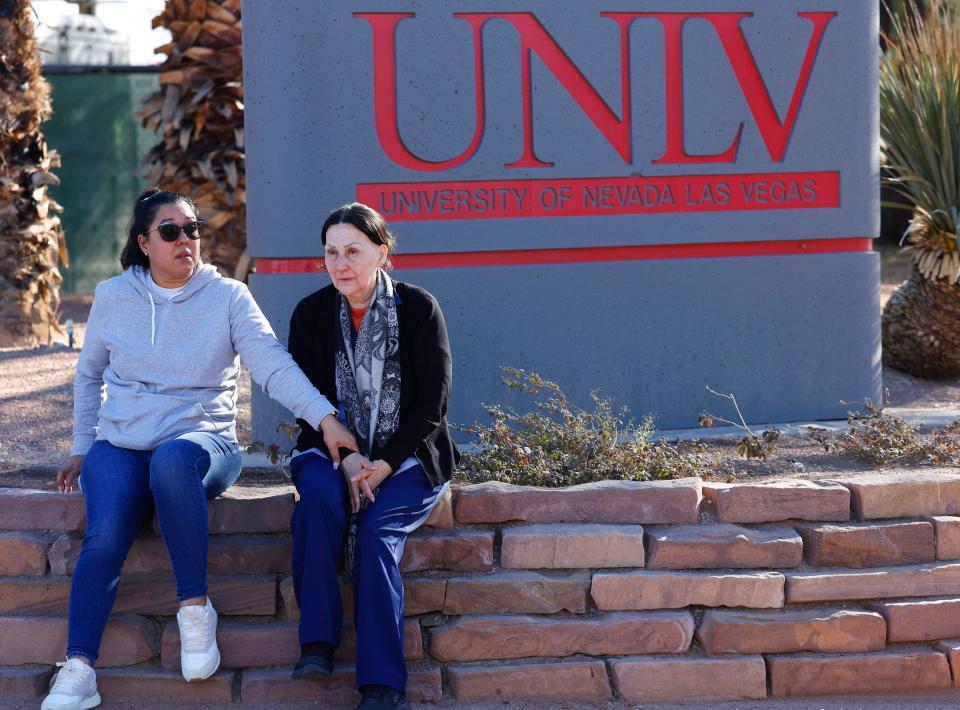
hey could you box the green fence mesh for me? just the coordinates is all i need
[43,72,160,294]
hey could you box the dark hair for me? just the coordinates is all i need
[120,188,199,270]
[321,202,397,269]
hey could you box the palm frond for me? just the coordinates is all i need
[881,0,960,281]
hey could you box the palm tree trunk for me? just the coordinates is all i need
[138,0,245,279]
[0,0,66,347]
[882,264,960,378]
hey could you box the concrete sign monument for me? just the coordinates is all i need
[242,0,879,437]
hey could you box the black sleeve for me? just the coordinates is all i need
[288,299,319,442]
[379,294,452,473]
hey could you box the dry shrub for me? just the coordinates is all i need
[835,399,960,465]
[458,368,718,487]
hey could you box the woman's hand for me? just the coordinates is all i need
[318,413,358,467]
[57,455,84,493]
[340,452,374,513]
[351,459,393,505]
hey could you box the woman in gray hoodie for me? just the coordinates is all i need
[41,188,356,710]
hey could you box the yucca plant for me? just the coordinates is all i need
[882,0,928,41]
[880,0,960,379]
[0,0,66,347]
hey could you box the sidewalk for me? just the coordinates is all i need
[7,690,960,709]
[658,407,960,443]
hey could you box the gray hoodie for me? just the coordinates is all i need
[71,263,335,455]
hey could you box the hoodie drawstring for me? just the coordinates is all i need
[148,292,156,346]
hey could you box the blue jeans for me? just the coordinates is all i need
[67,432,241,665]
[290,453,447,692]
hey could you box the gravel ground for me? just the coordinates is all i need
[0,296,252,474]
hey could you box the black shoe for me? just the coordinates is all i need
[291,642,334,679]
[357,684,411,710]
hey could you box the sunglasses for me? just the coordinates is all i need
[150,221,206,242]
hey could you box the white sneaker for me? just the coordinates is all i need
[177,597,220,681]
[41,658,101,710]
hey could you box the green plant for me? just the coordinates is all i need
[458,368,717,486]
[244,420,300,472]
[882,0,929,43]
[880,0,960,379]
[881,0,960,282]
[833,399,960,465]
[699,386,780,459]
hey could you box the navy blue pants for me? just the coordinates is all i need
[290,452,447,692]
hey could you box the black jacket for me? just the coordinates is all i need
[287,280,458,487]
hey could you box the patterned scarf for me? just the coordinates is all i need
[336,271,401,575]
[335,269,402,457]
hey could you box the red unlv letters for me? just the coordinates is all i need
[355,11,836,172]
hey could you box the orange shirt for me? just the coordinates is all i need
[350,306,366,332]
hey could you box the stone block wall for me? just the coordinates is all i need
[3,471,960,704]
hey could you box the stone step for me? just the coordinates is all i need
[0,487,297,535]
[0,575,277,616]
[206,489,295,534]
[929,516,960,560]
[500,523,645,569]
[454,479,701,525]
[840,471,960,520]
[797,521,935,568]
[0,572,446,620]
[429,611,694,662]
[871,598,960,642]
[278,575,448,619]
[159,619,423,670]
[610,656,766,703]
[785,562,960,603]
[0,484,452,536]
[1,527,474,584]
[0,665,442,705]
[644,524,802,569]
[443,570,590,615]
[48,533,292,576]
[0,578,71,616]
[767,650,951,697]
[400,528,494,573]
[423,486,453,528]
[0,488,85,532]
[701,480,850,524]
[239,666,442,704]
[98,667,235,704]
[0,665,52,699]
[590,570,784,611]
[696,608,886,654]
[447,659,612,702]
[0,532,53,576]
[934,639,960,681]
[0,615,156,667]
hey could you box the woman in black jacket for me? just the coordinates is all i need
[286,203,457,710]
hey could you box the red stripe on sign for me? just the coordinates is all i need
[355,171,839,222]
[255,237,871,273]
